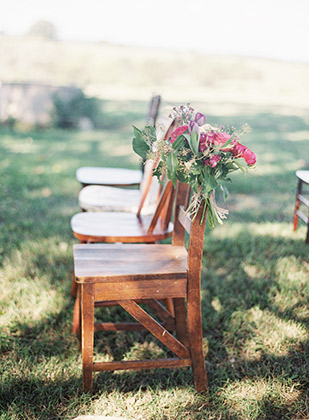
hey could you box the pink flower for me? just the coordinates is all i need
[232,142,256,165]
[195,112,206,126]
[205,154,220,168]
[170,125,188,143]
[199,132,213,152]
[212,132,231,146]
[189,120,199,134]
[199,131,230,151]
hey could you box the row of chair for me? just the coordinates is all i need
[70,97,209,393]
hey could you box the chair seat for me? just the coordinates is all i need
[78,185,156,214]
[71,212,173,243]
[76,167,142,187]
[74,243,188,284]
[296,170,309,184]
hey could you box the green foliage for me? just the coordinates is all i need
[132,126,151,159]
[51,91,102,129]
[0,103,308,420]
[133,106,255,226]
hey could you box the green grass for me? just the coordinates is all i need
[0,100,308,420]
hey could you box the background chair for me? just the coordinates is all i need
[76,94,161,188]
[77,113,174,214]
[293,170,309,243]
[73,181,208,393]
[78,159,160,214]
[71,180,175,244]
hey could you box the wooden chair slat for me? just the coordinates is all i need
[178,205,192,234]
[94,320,175,332]
[119,300,190,359]
[93,358,192,372]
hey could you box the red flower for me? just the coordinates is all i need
[199,131,231,152]
[232,142,256,165]
[170,125,189,143]
[205,154,221,168]
[212,132,231,146]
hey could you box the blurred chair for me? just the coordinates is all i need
[78,159,159,215]
[77,113,174,214]
[73,181,208,393]
[293,170,309,243]
[76,94,161,188]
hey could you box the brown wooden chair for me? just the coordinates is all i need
[71,179,176,333]
[293,170,309,243]
[73,181,208,393]
[76,95,161,188]
[71,179,175,244]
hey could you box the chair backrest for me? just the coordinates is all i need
[146,95,161,126]
[147,180,175,233]
[172,182,207,286]
[137,114,175,216]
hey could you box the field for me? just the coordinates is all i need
[0,36,309,419]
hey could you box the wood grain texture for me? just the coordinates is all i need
[71,212,173,243]
[94,279,187,301]
[81,283,95,393]
[73,244,188,283]
[93,358,191,372]
[119,300,190,359]
[186,202,208,392]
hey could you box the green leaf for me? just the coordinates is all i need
[219,183,229,200]
[190,130,200,154]
[204,173,217,194]
[166,152,178,174]
[234,158,248,174]
[172,135,185,150]
[132,126,150,159]
[144,125,156,138]
[221,137,233,148]
[166,152,179,186]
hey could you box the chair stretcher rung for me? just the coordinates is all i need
[93,358,192,371]
[299,194,309,207]
[296,210,309,224]
[94,320,175,331]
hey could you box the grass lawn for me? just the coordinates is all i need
[0,100,308,419]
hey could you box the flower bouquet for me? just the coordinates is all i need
[132,104,256,228]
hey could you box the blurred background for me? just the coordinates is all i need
[1,0,309,129]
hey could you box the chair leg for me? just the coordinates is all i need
[173,298,189,347]
[187,286,208,392]
[293,179,302,231]
[165,298,175,316]
[72,284,81,340]
[81,283,95,393]
[71,271,77,296]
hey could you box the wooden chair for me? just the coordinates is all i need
[73,181,208,393]
[71,179,176,332]
[71,180,175,244]
[293,170,309,243]
[77,113,174,214]
[76,95,161,188]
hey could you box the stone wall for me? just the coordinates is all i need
[0,82,82,127]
